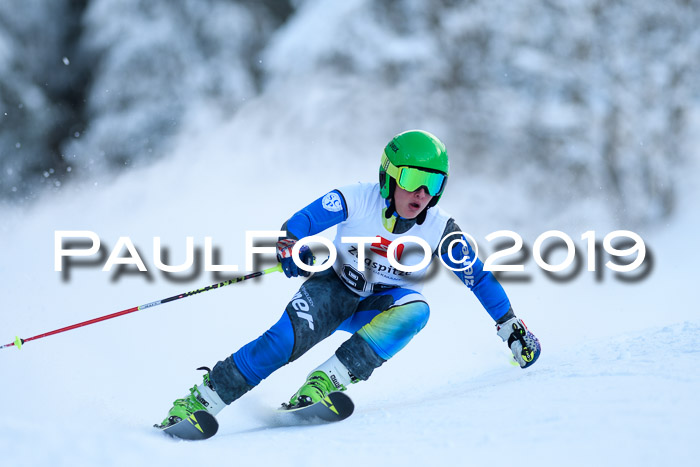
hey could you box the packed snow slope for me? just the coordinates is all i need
[0,121,697,467]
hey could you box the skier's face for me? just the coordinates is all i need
[393,185,433,219]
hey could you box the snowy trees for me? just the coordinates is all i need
[0,0,290,202]
[266,0,698,225]
[67,0,288,173]
[1,0,697,224]
[0,0,85,202]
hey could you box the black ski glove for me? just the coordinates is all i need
[276,238,314,278]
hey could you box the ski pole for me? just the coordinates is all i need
[1,263,284,350]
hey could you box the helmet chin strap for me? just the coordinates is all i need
[416,208,428,225]
[384,180,397,219]
[384,198,396,218]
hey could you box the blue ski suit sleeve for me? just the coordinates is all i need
[439,219,512,321]
[284,190,348,239]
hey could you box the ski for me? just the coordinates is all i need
[278,392,354,423]
[155,410,219,440]
[155,393,352,439]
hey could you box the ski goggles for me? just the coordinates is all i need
[382,154,447,196]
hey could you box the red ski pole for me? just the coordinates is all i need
[1,263,283,350]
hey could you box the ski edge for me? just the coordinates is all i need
[278,391,354,423]
[156,410,219,441]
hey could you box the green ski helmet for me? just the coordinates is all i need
[379,129,449,209]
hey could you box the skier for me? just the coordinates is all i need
[158,129,541,427]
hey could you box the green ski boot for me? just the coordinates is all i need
[285,370,347,409]
[156,367,226,428]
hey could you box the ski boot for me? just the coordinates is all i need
[282,355,357,409]
[155,366,226,429]
[283,371,342,409]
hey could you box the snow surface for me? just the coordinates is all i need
[0,116,697,466]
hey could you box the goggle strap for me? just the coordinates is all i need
[382,153,399,178]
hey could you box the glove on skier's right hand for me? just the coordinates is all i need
[276,238,314,278]
[496,317,541,368]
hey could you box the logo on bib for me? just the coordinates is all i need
[370,236,404,261]
[322,192,343,212]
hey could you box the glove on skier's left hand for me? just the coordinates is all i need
[496,317,541,368]
[276,238,314,278]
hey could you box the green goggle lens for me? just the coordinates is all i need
[396,167,446,195]
[383,156,446,196]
